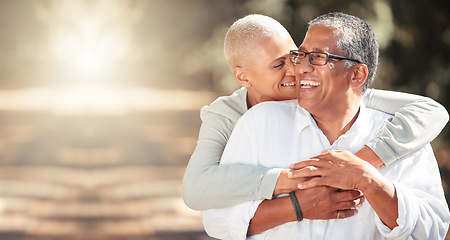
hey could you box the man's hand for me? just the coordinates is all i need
[248,179,364,236]
[274,169,364,219]
[296,186,363,220]
[289,150,379,191]
[287,150,398,229]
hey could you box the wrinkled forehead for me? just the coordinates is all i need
[299,25,341,53]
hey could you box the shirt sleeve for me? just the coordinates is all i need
[202,200,263,240]
[374,146,450,239]
[182,110,281,211]
[362,88,449,166]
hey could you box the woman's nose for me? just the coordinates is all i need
[285,59,295,76]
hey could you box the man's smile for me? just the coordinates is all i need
[299,80,321,89]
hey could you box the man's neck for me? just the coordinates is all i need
[312,100,361,145]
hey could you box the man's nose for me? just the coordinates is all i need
[294,56,314,74]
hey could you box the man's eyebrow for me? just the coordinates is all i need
[298,46,326,52]
[312,47,324,52]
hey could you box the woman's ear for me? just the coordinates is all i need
[233,67,251,88]
[350,64,368,89]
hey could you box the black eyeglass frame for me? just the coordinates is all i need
[289,50,361,66]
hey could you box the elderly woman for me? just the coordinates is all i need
[182,14,449,219]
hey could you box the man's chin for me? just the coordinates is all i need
[297,98,316,111]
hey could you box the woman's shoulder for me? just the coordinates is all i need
[200,87,248,123]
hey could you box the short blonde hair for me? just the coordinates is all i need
[224,14,289,70]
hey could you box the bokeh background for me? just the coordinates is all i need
[0,0,448,239]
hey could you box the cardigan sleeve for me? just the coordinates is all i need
[362,88,449,166]
[182,95,281,210]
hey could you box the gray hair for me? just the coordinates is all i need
[224,14,290,69]
[308,12,379,92]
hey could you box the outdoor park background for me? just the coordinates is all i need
[0,0,448,239]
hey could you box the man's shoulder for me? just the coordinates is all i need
[364,107,392,123]
[247,100,298,115]
[236,100,299,127]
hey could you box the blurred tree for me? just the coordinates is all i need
[385,0,450,142]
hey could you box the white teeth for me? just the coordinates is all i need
[300,80,321,88]
[281,82,296,87]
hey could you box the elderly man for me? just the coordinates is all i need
[202,12,450,239]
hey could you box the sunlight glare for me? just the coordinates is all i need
[48,1,129,82]
[77,51,104,76]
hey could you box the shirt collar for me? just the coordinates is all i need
[295,102,369,137]
[295,105,317,133]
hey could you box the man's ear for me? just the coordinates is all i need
[350,64,368,89]
[233,66,251,88]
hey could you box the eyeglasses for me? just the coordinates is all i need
[289,50,361,66]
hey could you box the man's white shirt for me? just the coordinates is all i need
[202,100,450,240]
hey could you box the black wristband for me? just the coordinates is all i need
[289,191,303,221]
